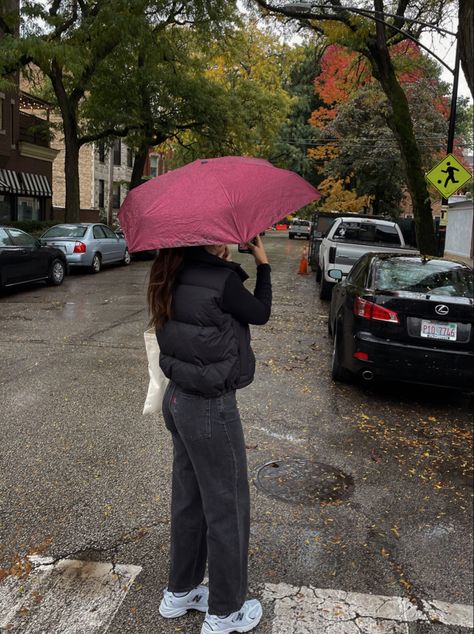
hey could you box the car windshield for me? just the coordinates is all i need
[43,226,87,238]
[292,220,310,227]
[334,222,401,245]
[375,259,474,298]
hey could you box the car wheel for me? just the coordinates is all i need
[289,234,294,240]
[332,325,351,382]
[319,275,332,301]
[316,266,322,283]
[90,253,102,274]
[122,248,131,265]
[47,259,65,286]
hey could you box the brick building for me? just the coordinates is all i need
[50,134,134,224]
[1,0,58,224]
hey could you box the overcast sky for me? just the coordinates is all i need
[420,27,471,102]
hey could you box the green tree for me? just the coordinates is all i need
[168,21,297,165]
[269,39,326,186]
[0,0,238,220]
[254,0,454,254]
[82,21,238,189]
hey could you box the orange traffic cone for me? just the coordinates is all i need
[298,247,309,275]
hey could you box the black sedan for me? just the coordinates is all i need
[328,253,474,391]
[0,226,67,289]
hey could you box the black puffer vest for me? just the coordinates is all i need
[157,248,256,396]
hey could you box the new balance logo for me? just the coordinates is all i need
[192,594,203,603]
[235,612,244,621]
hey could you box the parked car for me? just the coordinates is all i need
[308,211,393,272]
[328,253,474,391]
[317,217,418,300]
[0,226,67,289]
[289,219,312,240]
[114,229,157,260]
[41,223,131,273]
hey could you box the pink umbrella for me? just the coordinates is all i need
[118,156,320,251]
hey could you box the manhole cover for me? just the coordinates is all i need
[255,457,354,505]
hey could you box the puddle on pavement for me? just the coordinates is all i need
[255,457,354,505]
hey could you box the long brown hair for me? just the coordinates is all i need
[147,248,184,330]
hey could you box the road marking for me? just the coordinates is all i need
[255,426,305,444]
[0,558,142,633]
[263,583,473,633]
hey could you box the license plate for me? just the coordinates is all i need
[420,320,457,341]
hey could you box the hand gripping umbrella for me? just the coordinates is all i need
[118,156,320,251]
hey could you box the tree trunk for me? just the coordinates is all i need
[63,130,81,223]
[368,2,436,255]
[458,0,473,98]
[50,65,82,223]
[130,145,149,190]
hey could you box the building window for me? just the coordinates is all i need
[98,179,105,208]
[112,183,121,208]
[126,147,133,168]
[150,155,158,178]
[17,197,41,221]
[98,141,105,163]
[10,100,15,147]
[113,139,121,166]
[0,194,13,222]
[0,94,5,131]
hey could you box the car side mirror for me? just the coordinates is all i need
[328,269,343,281]
[35,239,43,248]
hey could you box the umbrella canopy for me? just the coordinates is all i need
[118,156,320,251]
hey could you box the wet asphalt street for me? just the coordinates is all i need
[0,231,472,633]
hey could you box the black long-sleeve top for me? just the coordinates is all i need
[221,263,272,325]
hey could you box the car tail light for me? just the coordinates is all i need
[353,351,369,360]
[73,241,86,253]
[353,297,399,324]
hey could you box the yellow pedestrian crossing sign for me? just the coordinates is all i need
[425,153,472,198]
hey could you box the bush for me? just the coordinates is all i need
[4,220,59,236]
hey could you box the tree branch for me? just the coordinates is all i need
[253,0,356,28]
[78,125,139,147]
[47,0,79,41]
[393,0,410,30]
[49,0,62,17]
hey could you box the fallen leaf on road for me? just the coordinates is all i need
[371,448,382,463]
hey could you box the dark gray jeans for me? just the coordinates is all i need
[162,381,250,615]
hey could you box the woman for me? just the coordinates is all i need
[148,237,271,634]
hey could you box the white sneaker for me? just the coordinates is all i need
[159,584,209,618]
[201,599,263,633]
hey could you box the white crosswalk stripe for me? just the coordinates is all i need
[1,560,472,633]
[0,557,141,633]
[263,583,474,633]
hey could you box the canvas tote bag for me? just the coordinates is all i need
[143,328,169,415]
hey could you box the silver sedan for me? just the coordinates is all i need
[41,223,131,273]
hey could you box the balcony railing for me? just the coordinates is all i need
[19,112,51,148]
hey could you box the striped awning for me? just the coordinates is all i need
[20,172,52,196]
[0,169,22,194]
[0,169,51,197]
